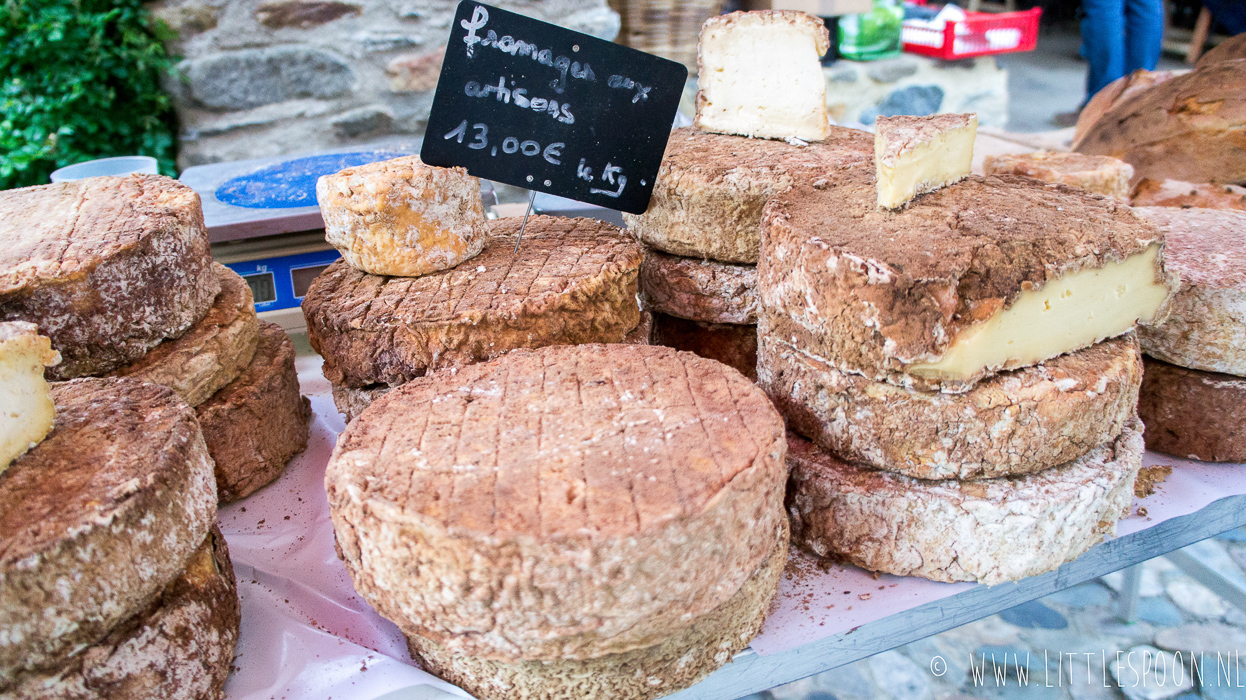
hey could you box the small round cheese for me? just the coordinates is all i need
[317,156,488,277]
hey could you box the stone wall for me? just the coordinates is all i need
[150,0,620,168]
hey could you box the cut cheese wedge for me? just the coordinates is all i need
[875,113,977,209]
[758,170,1176,392]
[0,322,59,472]
[908,244,1170,381]
[695,11,832,142]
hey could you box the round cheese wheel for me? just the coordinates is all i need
[623,127,872,264]
[760,333,1143,479]
[641,248,757,325]
[786,421,1143,585]
[107,264,258,407]
[0,175,218,379]
[196,322,310,503]
[326,344,787,662]
[304,215,643,388]
[2,527,239,700]
[1138,356,1246,462]
[1135,207,1246,376]
[0,378,216,683]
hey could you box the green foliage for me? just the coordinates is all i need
[0,0,178,190]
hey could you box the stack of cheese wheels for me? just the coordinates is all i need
[0,377,237,699]
[757,116,1177,584]
[622,11,870,381]
[624,127,873,380]
[1134,207,1246,461]
[304,178,647,420]
[326,343,788,700]
[0,176,311,504]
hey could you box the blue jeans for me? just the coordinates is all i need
[1081,0,1165,100]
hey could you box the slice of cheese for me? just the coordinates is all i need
[695,11,832,142]
[317,156,488,278]
[0,322,60,472]
[908,244,1170,381]
[875,113,977,209]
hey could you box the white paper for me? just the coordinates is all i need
[219,355,1246,697]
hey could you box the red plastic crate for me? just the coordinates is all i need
[902,6,1041,59]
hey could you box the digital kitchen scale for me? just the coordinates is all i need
[180,141,421,332]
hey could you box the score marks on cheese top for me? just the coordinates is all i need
[421,1,687,214]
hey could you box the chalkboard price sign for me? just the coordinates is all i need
[421,1,688,214]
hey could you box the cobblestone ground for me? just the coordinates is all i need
[751,527,1246,700]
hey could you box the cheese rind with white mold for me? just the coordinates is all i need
[695,11,832,142]
[0,322,59,472]
[875,113,977,209]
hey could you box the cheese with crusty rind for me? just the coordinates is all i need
[875,113,977,209]
[318,156,487,278]
[0,322,59,473]
[695,11,831,142]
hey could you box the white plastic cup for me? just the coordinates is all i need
[50,155,159,183]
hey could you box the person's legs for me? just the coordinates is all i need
[1124,0,1164,73]
[1082,0,1129,99]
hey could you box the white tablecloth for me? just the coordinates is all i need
[220,354,1246,698]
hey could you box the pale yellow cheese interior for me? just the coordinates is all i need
[697,21,830,141]
[0,330,57,473]
[876,121,976,209]
[910,245,1168,381]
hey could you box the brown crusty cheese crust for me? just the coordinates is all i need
[0,378,216,684]
[1073,59,1246,185]
[0,175,219,380]
[330,312,654,423]
[106,264,259,407]
[622,127,872,264]
[1139,357,1246,462]
[983,151,1133,200]
[407,530,787,700]
[786,421,1143,585]
[758,171,1171,392]
[197,322,310,503]
[640,248,757,324]
[317,156,488,278]
[331,382,390,424]
[303,216,643,388]
[1131,178,1246,211]
[1,527,240,700]
[651,313,757,381]
[326,344,787,662]
[1134,207,1246,375]
[759,333,1143,480]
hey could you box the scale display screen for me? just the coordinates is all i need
[224,248,342,312]
[291,264,332,298]
[243,272,277,304]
